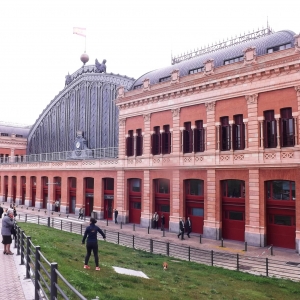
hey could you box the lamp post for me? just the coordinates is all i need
[46,182,59,219]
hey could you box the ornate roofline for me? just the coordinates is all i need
[171,27,274,65]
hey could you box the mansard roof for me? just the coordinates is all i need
[131,30,296,90]
[0,122,31,138]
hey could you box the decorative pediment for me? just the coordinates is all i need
[243,47,257,65]
[143,78,151,92]
[170,69,180,84]
[203,59,214,75]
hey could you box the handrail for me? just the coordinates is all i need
[15,224,87,300]
[0,147,118,165]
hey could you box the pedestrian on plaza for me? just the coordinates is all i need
[55,200,60,212]
[0,205,3,218]
[152,212,156,229]
[177,217,185,240]
[13,206,17,218]
[161,213,165,231]
[82,217,106,271]
[78,207,84,220]
[1,209,15,255]
[114,209,118,224]
[185,217,192,238]
[3,208,8,217]
[155,212,159,229]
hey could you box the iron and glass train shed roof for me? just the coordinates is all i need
[131,30,296,90]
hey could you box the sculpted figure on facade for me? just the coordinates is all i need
[65,73,72,86]
[295,86,300,97]
[171,108,180,117]
[117,86,125,99]
[95,59,107,73]
[245,94,258,105]
[143,114,151,122]
[205,101,216,111]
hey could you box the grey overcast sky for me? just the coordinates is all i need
[0,0,299,125]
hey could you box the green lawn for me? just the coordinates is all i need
[19,223,300,300]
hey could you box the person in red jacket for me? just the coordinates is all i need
[82,218,106,271]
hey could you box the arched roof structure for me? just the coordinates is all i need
[27,65,134,155]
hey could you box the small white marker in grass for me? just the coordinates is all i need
[113,267,149,279]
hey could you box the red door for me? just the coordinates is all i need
[85,196,94,216]
[129,197,141,224]
[186,202,204,234]
[104,198,113,219]
[222,201,245,241]
[267,207,295,249]
[155,201,170,229]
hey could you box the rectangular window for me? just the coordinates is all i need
[224,56,243,65]
[268,180,296,200]
[16,134,23,138]
[223,180,245,198]
[264,110,277,148]
[192,208,204,217]
[158,179,169,194]
[0,133,8,136]
[136,129,143,156]
[267,43,292,53]
[160,205,170,212]
[104,178,114,190]
[86,178,94,189]
[151,126,161,155]
[133,84,142,90]
[162,125,171,154]
[183,122,193,153]
[233,114,245,150]
[159,76,171,83]
[126,130,134,156]
[220,117,230,151]
[131,179,141,192]
[194,120,204,152]
[189,67,204,74]
[188,179,204,196]
[229,211,244,221]
[132,202,141,209]
[280,108,294,147]
[274,215,292,226]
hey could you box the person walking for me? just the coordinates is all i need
[55,200,60,212]
[155,212,159,229]
[0,205,3,218]
[161,213,165,231]
[78,207,84,220]
[185,217,192,238]
[1,209,15,255]
[13,206,17,218]
[152,212,156,229]
[177,217,185,240]
[114,209,118,224]
[82,217,106,271]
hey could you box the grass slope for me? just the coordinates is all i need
[19,223,300,300]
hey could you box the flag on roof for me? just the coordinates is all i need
[73,27,86,37]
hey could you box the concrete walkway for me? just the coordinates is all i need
[1,202,300,300]
[0,216,35,300]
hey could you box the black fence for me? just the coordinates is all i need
[17,214,300,283]
[15,223,87,300]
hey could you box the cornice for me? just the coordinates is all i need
[116,51,300,111]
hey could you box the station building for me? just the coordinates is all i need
[1,28,300,251]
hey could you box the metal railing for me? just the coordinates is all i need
[17,214,300,282]
[15,223,87,300]
[0,147,118,165]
